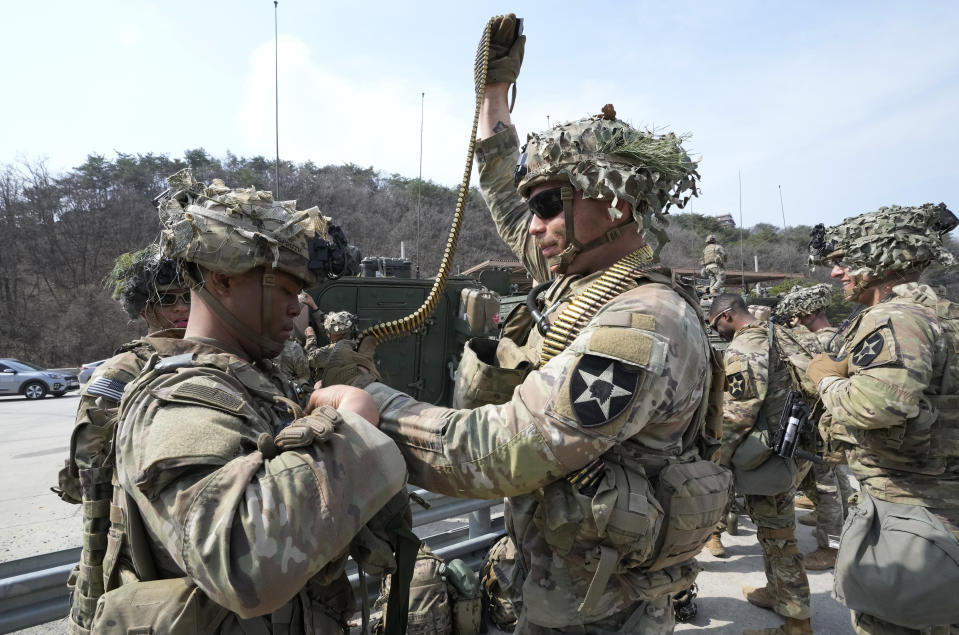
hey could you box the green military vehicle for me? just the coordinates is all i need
[309,257,499,406]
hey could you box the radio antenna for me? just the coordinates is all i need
[273,1,280,198]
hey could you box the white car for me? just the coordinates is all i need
[0,358,80,399]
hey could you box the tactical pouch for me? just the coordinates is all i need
[91,577,230,634]
[445,559,482,635]
[480,535,521,632]
[647,459,732,571]
[834,490,959,628]
[529,459,665,621]
[730,428,798,496]
[452,338,531,409]
[376,546,451,635]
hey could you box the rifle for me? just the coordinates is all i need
[773,390,823,464]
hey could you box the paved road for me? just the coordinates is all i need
[0,394,82,564]
[3,394,855,634]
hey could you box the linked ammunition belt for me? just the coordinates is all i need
[539,244,660,495]
[540,245,658,366]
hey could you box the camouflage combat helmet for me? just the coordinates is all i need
[514,104,698,269]
[156,168,347,286]
[809,203,957,297]
[323,311,357,336]
[154,168,349,358]
[705,234,717,244]
[775,283,834,320]
[105,244,186,321]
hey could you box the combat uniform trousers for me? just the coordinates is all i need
[744,488,811,621]
[801,461,854,549]
[513,596,674,635]
[703,263,725,294]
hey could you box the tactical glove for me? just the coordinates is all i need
[475,14,525,94]
[257,405,343,459]
[319,339,382,388]
[806,353,849,386]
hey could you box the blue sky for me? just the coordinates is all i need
[3,1,958,229]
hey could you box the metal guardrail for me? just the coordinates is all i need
[0,490,503,634]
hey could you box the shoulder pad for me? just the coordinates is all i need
[154,353,195,372]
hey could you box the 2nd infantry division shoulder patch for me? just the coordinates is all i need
[569,354,641,428]
[727,372,747,399]
[851,331,884,367]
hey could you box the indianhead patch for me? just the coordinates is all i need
[568,355,640,427]
[852,331,884,367]
[727,372,747,399]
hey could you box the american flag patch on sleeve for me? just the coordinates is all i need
[87,377,126,401]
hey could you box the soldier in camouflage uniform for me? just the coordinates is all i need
[701,235,727,295]
[57,246,190,631]
[774,283,855,570]
[90,169,409,634]
[318,14,730,634]
[807,203,959,635]
[709,293,813,635]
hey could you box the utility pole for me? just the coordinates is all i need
[778,184,787,231]
[416,92,425,279]
[273,1,280,198]
[739,171,745,293]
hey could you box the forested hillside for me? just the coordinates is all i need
[1,152,955,366]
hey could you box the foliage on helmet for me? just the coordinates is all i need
[774,283,835,320]
[808,203,957,279]
[155,168,347,286]
[515,106,699,255]
[104,244,185,320]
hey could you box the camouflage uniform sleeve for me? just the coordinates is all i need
[369,284,709,498]
[720,329,768,464]
[116,372,407,618]
[818,305,933,430]
[475,125,551,283]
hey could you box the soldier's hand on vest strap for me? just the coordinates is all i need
[477,14,525,92]
[307,384,380,427]
[319,340,382,388]
[807,353,849,385]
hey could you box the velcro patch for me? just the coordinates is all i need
[582,324,667,373]
[166,381,245,413]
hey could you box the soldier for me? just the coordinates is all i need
[806,203,959,635]
[305,311,360,385]
[774,284,855,570]
[56,246,191,631]
[324,311,358,344]
[701,234,727,295]
[89,169,409,633]
[320,14,730,634]
[709,293,813,635]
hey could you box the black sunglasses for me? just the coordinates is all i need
[156,291,191,307]
[528,187,570,220]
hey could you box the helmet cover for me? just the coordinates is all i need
[514,106,698,254]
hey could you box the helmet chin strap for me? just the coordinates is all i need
[189,267,286,360]
[547,186,638,274]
